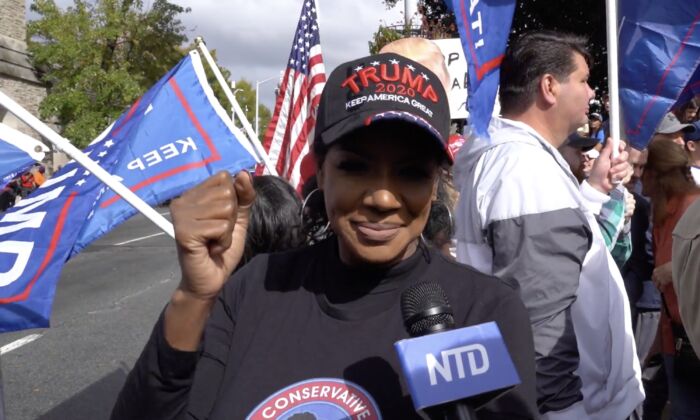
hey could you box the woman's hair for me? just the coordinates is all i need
[646,140,699,224]
[241,176,306,265]
[422,170,455,249]
[674,98,700,123]
[300,175,331,243]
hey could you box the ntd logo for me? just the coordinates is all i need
[426,344,490,386]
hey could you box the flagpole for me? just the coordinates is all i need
[0,90,175,238]
[194,37,279,177]
[606,0,621,157]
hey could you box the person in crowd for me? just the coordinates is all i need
[18,171,35,198]
[0,184,16,213]
[588,112,604,143]
[598,94,611,141]
[621,146,668,419]
[643,140,700,418]
[31,165,46,187]
[422,171,456,258]
[111,52,539,419]
[237,175,306,268]
[622,147,658,330]
[559,133,634,268]
[682,121,700,185]
[672,198,700,356]
[651,113,695,146]
[673,98,699,124]
[558,133,598,183]
[454,31,643,419]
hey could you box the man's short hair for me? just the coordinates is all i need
[499,31,592,115]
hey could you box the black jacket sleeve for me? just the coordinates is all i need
[110,249,262,420]
[479,284,540,420]
[110,312,200,420]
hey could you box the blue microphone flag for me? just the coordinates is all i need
[394,321,519,411]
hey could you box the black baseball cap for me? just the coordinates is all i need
[564,133,598,151]
[314,52,452,163]
[685,121,700,142]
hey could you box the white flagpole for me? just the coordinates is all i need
[606,0,621,157]
[0,122,49,161]
[0,90,175,238]
[194,37,279,176]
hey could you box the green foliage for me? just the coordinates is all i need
[187,43,272,142]
[231,79,271,142]
[27,0,190,147]
[509,0,607,93]
[369,25,405,54]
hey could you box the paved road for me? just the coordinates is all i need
[0,208,179,419]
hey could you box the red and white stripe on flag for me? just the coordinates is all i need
[260,0,325,191]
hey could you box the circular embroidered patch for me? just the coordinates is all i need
[247,378,382,420]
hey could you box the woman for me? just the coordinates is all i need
[111,53,538,419]
[673,99,699,124]
[238,175,305,267]
[643,140,700,419]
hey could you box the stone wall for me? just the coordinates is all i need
[0,0,26,41]
[0,0,63,171]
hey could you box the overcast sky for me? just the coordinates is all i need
[27,0,406,110]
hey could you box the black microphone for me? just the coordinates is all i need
[400,282,477,420]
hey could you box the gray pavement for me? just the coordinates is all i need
[0,208,179,420]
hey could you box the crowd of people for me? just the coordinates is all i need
[104,32,700,420]
[0,164,45,212]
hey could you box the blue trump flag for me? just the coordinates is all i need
[446,0,516,138]
[71,50,259,255]
[0,123,48,187]
[0,138,118,332]
[0,50,258,332]
[674,64,700,110]
[619,0,700,149]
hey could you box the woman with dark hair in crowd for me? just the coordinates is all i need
[421,172,456,257]
[239,175,305,267]
[643,140,700,418]
[112,49,538,419]
[674,98,699,124]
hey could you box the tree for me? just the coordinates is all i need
[377,0,608,93]
[187,44,272,142]
[28,0,191,148]
[230,79,271,142]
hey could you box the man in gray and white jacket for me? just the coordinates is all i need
[454,32,643,419]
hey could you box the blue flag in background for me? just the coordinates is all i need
[0,136,118,332]
[619,1,700,149]
[0,123,48,187]
[674,65,700,109]
[71,50,259,255]
[446,0,516,138]
[0,50,258,332]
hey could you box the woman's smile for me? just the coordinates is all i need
[353,221,402,242]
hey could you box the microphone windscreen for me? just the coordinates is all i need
[401,282,454,337]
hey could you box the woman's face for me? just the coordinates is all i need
[684,106,699,123]
[317,124,441,267]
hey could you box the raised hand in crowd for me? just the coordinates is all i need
[652,261,673,290]
[587,139,633,194]
[165,171,255,351]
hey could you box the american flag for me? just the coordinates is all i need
[261,0,325,190]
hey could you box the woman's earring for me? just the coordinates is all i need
[300,188,321,217]
[300,188,331,236]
